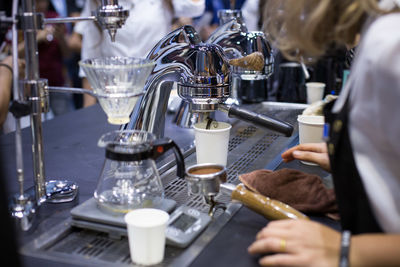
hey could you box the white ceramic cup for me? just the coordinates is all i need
[124,208,170,266]
[194,121,232,166]
[306,82,326,104]
[297,115,325,165]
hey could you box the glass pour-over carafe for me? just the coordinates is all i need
[95,130,185,214]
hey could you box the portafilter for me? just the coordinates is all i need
[177,43,293,136]
[186,163,309,220]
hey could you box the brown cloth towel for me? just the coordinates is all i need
[239,168,338,218]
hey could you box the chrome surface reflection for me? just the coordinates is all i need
[207,11,274,103]
[125,26,230,136]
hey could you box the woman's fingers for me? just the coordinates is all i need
[292,150,322,163]
[249,239,302,267]
[259,253,300,267]
[281,143,326,162]
[248,237,290,254]
[256,228,290,240]
[256,220,296,239]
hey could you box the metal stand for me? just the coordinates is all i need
[2,0,129,231]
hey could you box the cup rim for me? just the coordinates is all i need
[297,115,325,125]
[98,130,156,148]
[79,56,155,69]
[193,121,232,132]
[124,208,169,228]
[186,163,226,180]
[306,82,326,88]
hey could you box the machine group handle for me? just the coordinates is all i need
[231,184,309,220]
[152,138,186,179]
[227,105,294,137]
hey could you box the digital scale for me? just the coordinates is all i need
[70,198,211,248]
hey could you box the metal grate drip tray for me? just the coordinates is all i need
[20,102,306,267]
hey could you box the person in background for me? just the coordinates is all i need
[36,0,75,116]
[240,0,266,31]
[74,0,205,107]
[197,0,246,40]
[64,0,85,109]
[0,56,16,128]
[0,56,25,131]
[248,0,400,266]
[49,0,85,109]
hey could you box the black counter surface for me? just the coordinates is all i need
[0,104,339,267]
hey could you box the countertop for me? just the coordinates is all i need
[0,103,339,267]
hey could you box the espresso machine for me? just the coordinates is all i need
[125,25,292,137]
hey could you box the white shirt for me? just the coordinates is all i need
[333,13,400,233]
[241,0,260,31]
[75,0,205,76]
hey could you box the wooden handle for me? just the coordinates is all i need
[231,184,309,220]
[228,52,264,72]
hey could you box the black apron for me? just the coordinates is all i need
[324,96,383,234]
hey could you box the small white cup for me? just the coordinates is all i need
[297,115,325,165]
[306,82,326,104]
[124,208,170,266]
[194,121,232,166]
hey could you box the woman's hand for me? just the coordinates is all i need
[281,143,331,172]
[248,219,340,267]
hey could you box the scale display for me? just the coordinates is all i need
[166,206,211,248]
[170,213,197,232]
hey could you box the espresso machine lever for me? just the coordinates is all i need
[218,104,293,136]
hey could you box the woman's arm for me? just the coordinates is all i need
[248,219,400,267]
[350,234,400,267]
[0,57,13,126]
[0,56,25,126]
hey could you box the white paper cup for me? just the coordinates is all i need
[194,121,231,166]
[124,209,170,266]
[306,82,325,104]
[297,115,325,165]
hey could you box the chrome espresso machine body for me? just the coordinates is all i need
[125,25,292,138]
[207,9,274,103]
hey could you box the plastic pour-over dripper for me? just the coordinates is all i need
[79,57,155,125]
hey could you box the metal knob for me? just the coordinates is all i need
[95,0,129,42]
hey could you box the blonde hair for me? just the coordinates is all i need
[263,0,396,62]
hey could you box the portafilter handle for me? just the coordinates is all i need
[220,183,309,220]
[219,104,294,136]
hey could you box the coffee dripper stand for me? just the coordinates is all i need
[4,0,130,231]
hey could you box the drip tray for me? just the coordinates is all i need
[70,197,177,239]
